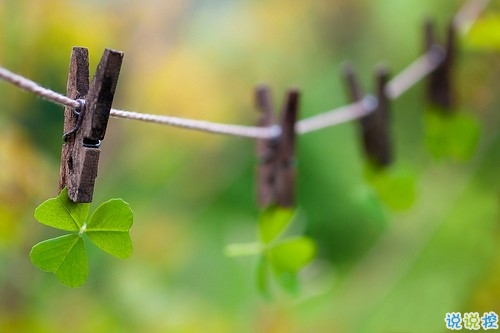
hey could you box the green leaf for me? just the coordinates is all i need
[424,110,481,161]
[266,237,316,296]
[258,206,295,244]
[257,256,272,300]
[86,199,133,259]
[30,234,88,288]
[268,237,316,273]
[34,188,90,231]
[272,270,300,296]
[365,165,417,211]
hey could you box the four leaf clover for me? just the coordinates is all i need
[30,188,133,287]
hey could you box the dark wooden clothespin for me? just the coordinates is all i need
[342,63,392,168]
[59,47,124,203]
[255,85,299,208]
[424,19,456,112]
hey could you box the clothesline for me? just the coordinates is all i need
[0,0,489,139]
[0,46,443,139]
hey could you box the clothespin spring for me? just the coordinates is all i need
[63,99,86,141]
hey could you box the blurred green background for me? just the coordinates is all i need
[1,0,500,332]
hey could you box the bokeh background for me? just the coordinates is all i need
[1,0,500,332]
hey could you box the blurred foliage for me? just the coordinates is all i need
[227,206,316,299]
[424,108,481,161]
[364,164,417,211]
[1,0,500,332]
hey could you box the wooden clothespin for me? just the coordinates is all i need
[58,47,124,203]
[255,85,299,208]
[424,19,456,112]
[342,63,392,168]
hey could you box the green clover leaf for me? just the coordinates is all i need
[86,199,133,259]
[30,234,88,288]
[267,237,316,296]
[257,257,272,300]
[267,237,317,273]
[424,109,481,161]
[227,206,316,299]
[34,188,90,231]
[364,165,417,211]
[30,189,133,287]
[258,206,295,244]
[271,270,300,296]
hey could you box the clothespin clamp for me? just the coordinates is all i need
[343,63,392,168]
[59,47,124,203]
[424,19,456,112]
[255,85,299,208]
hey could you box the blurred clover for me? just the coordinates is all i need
[364,164,417,212]
[226,206,316,299]
[30,188,133,287]
[424,108,481,161]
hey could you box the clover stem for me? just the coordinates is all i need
[225,242,263,257]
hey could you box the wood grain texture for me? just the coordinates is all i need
[59,48,123,203]
[255,85,277,207]
[58,47,89,194]
[363,66,392,168]
[82,49,124,142]
[425,19,456,111]
[275,89,298,207]
[255,86,298,208]
[343,64,392,168]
